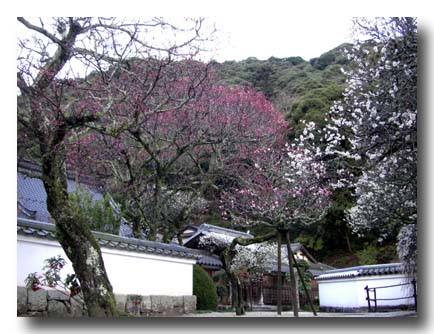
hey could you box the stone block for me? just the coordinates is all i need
[28,288,48,311]
[140,296,152,316]
[70,296,85,317]
[27,311,47,317]
[151,295,184,316]
[47,288,70,301]
[17,286,28,316]
[183,295,197,314]
[114,294,127,312]
[47,300,68,317]
[151,295,172,314]
[166,296,184,316]
[126,294,142,316]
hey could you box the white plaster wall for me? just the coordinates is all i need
[354,275,415,307]
[318,275,415,309]
[318,279,359,308]
[17,235,196,296]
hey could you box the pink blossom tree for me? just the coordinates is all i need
[69,81,287,244]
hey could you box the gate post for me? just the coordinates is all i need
[373,288,377,312]
[365,285,371,312]
[412,279,417,312]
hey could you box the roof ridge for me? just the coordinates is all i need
[327,263,403,274]
[200,223,253,237]
[18,159,103,189]
[17,217,199,260]
[315,263,406,280]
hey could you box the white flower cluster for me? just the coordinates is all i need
[322,19,417,242]
[199,233,291,281]
[347,155,417,238]
[396,224,417,276]
[299,19,418,269]
[198,232,234,253]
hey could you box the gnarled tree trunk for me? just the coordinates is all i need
[42,152,119,317]
[222,231,277,316]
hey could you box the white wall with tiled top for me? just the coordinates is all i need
[318,274,415,310]
[17,235,196,296]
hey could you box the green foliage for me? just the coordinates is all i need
[193,265,218,311]
[285,259,313,298]
[25,255,83,298]
[356,245,379,265]
[356,244,399,265]
[322,251,359,269]
[215,43,350,139]
[295,234,323,252]
[68,185,121,234]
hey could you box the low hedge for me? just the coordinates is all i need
[193,265,218,311]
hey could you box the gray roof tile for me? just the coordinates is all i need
[17,218,200,261]
[315,263,405,281]
[17,163,222,267]
[17,168,134,237]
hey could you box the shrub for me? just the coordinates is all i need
[356,245,378,265]
[68,186,121,234]
[193,265,218,311]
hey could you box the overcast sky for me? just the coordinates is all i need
[211,16,354,62]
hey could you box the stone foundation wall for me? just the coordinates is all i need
[17,286,196,317]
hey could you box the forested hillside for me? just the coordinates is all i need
[215,43,351,139]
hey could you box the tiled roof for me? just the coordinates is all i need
[309,262,335,277]
[315,263,405,281]
[200,223,253,238]
[17,162,221,267]
[18,218,200,261]
[288,243,317,264]
[17,167,133,237]
[180,247,222,269]
[180,224,327,272]
[182,223,253,247]
[17,171,103,222]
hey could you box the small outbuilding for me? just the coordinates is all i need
[178,223,334,307]
[316,263,416,312]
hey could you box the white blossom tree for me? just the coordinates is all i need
[320,18,417,273]
[199,232,282,279]
[215,142,330,316]
[221,144,331,230]
[198,231,278,315]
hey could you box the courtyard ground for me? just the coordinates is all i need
[181,310,417,317]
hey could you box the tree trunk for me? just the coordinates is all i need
[345,227,353,254]
[222,231,276,316]
[286,230,317,315]
[223,251,245,315]
[230,274,245,315]
[152,170,163,240]
[294,268,300,311]
[276,231,282,315]
[283,230,299,317]
[42,153,119,317]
